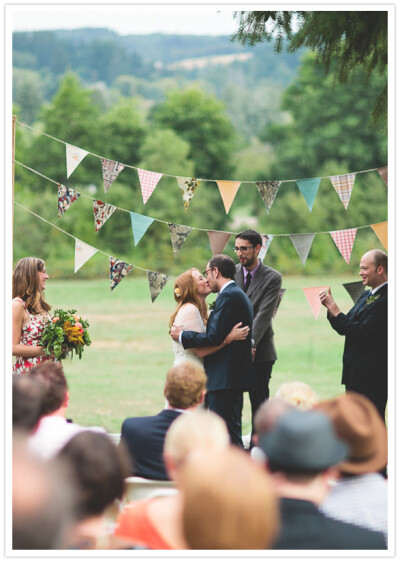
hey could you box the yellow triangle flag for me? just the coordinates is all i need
[216,181,241,214]
[371,222,388,250]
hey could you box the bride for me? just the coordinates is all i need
[169,268,249,366]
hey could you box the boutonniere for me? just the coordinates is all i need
[209,300,216,311]
[365,293,380,306]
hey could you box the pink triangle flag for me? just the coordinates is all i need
[330,228,357,263]
[207,231,231,255]
[216,181,241,214]
[66,144,89,178]
[138,168,163,204]
[303,286,328,319]
[101,158,125,193]
[93,199,117,233]
[329,173,356,210]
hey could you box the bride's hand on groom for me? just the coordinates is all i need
[170,324,183,341]
[224,322,250,344]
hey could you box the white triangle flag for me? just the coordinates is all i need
[66,144,89,178]
[74,239,98,273]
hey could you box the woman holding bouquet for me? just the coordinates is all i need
[12,257,54,375]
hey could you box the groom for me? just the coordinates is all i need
[171,254,255,447]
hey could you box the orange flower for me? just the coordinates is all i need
[63,321,84,346]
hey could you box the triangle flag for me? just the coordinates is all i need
[207,231,231,255]
[303,286,328,319]
[343,281,366,304]
[66,144,89,178]
[289,233,315,265]
[296,178,321,211]
[130,212,154,246]
[216,181,241,214]
[109,257,133,291]
[74,239,98,273]
[137,168,163,204]
[329,173,356,210]
[259,235,274,262]
[101,158,125,193]
[330,228,357,263]
[93,199,117,233]
[378,166,388,186]
[371,221,388,250]
[146,270,171,303]
[168,223,192,257]
[255,180,280,214]
[177,177,202,211]
[58,184,81,218]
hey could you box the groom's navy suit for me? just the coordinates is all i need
[181,281,255,446]
[327,283,388,419]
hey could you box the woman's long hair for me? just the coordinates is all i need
[12,257,51,314]
[169,268,208,330]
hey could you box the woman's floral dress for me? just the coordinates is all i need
[12,297,53,375]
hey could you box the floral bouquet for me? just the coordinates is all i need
[40,309,91,361]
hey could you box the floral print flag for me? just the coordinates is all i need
[93,200,117,232]
[109,257,133,290]
[168,223,192,257]
[58,184,81,218]
[146,270,171,303]
[176,177,201,211]
[101,158,125,193]
[256,181,280,214]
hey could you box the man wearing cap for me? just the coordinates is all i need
[259,409,386,549]
[316,392,388,541]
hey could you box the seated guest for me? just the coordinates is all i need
[115,410,229,549]
[120,361,206,480]
[275,380,319,410]
[13,376,45,434]
[259,409,386,550]
[316,392,388,541]
[180,447,279,549]
[27,362,105,459]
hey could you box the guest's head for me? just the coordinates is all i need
[359,249,388,289]
[253,397,295,447]
[12,257,51,314]
[28,362,68,417]
[180,447,279,549]
[235,230,262,270]
[164,361,207,410]
[170,268,209,328]
[13,376,45,433]
[275,381,319,410]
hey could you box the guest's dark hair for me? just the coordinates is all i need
[13,377,45,432]
[236,229,262,247]
[209,254,236,280]
[28,362,68,416]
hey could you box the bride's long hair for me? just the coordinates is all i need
[169,268,208,329]
[12,257,51,314]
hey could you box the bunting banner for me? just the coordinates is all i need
[130,212,154,246]
[109,257,133,290]
[58,184,81,218]
[256,180,281,214]
[207,231,231,255]
[289,233,315,265]
[66,144,89,178]
[296,178,321,211]
[343,281,366,304]
[137,168,163,204]
[101,158,125,193]
[378,166,388,186]
[303,286,328,319]
[74,239,98,273]
[330,228,357,263]
[216,180,241,214]
[93,199,117,232]
[147,270,170,303]
[168,223,192,257]
[259,235,273,262]
[371,221,388,250]
[329,173,356,210]
[177,177,202,211]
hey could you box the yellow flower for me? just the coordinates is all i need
[63,321,84,346]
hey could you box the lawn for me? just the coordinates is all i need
[43,275,354,433]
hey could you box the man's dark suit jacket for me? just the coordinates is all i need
[272,498,386,550]
[328,284,388,414]
[120,409,182,480]
[181,282,256,392]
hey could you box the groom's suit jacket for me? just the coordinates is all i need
[181,282,255,392]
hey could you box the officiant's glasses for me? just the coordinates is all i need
[233,245,254,253]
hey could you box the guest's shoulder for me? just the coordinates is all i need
[258,262,282,280]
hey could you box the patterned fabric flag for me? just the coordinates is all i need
[58,184,80,218]
[329,173,356,210]
[296,178,321,211]
[109,257,133,291]
[371,222,388,250]
[255,180,280,214]
[130,212,154,246]
[177,177,202,211]
[343,281,366,304]
[216,181,241,214]
[168,223,192,257]
[93,200,117,232]
[303,286,328,319]
[378,166,388,186]
[289,233,315,265]
[74,239,98,273]
[66,144,89,178]
[101,158,125,193]
[259,235,274,262]
[146,271,171,303]
[330,228,357,263]
[137,168,163,204]
[207,231,231,255]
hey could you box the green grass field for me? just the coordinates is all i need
[43,275,354,433]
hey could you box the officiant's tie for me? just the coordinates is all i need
[244,272,252,293]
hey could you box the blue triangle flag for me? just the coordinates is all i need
[130,212,154,246]
[296,178,321,211]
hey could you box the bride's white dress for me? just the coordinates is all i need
[172,303,206,366]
